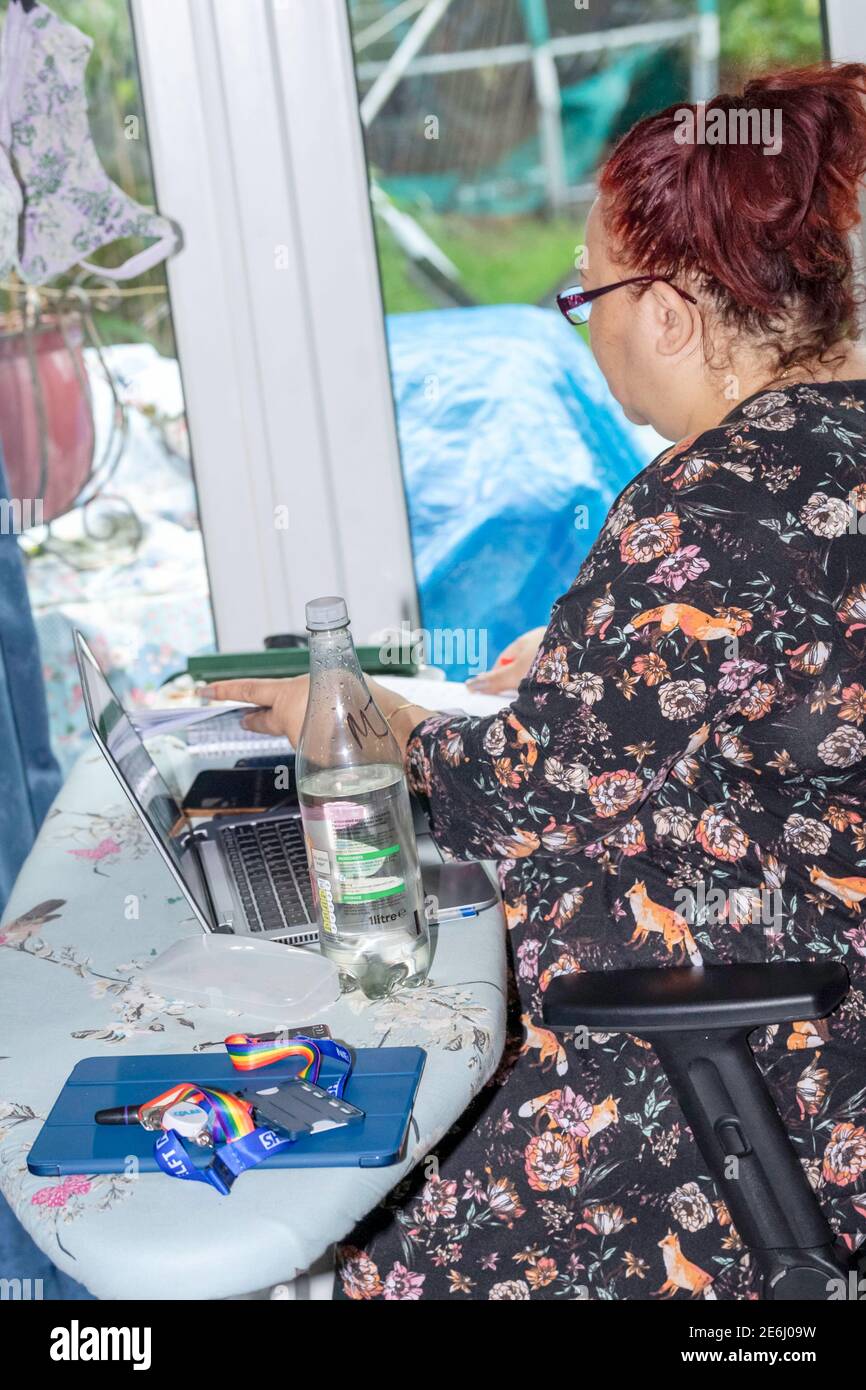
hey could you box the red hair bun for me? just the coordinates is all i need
[599,64,866,368]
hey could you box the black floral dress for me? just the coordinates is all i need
[336,382,866,1301]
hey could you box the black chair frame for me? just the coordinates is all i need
[543,960,862,1300]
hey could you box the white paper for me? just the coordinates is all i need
[131,701,255,737]
[375,673,515,720]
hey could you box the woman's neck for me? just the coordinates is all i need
[683,341,866,439]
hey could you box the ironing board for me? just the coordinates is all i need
[0,737,507,1299]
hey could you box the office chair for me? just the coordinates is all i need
[543,959,865,1300]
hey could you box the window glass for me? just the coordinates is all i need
[0,0,214,769]
[347,0,824,678]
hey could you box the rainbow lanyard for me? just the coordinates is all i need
[149,1033,354,1195]
[223,1032,353,1098]
[143,1082,257,1142]
[154,1118,294,1195]
[224,1034,321,1077]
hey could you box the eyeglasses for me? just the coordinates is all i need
[556,276,698,326]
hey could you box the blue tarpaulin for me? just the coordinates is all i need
[386,304,666,678]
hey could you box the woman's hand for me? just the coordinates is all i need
[201,676,310,747]
[366,678,433,754]
[201,674,434,756]
[466,625,546,694]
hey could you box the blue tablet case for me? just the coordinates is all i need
[28,1047,426,1176]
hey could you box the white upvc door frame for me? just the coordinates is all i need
[822,0,863,61]
[822,0,866,280]
[131,0,418,650]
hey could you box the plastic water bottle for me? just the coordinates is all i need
[297,596,430,999]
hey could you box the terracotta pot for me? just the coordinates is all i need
[0,321,95,524]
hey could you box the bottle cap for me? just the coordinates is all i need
[306,595,349,631]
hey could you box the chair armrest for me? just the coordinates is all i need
[543,961,849,1035]
[543,959,854,1298]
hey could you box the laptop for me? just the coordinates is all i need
[75,632,497,947]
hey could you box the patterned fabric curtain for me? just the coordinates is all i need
[0,442,61,911]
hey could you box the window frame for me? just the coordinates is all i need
[131,0,419,650]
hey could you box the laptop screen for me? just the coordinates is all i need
[74,632,213,928]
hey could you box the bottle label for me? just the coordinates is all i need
[317,870,338,939]
[302,797,423,937]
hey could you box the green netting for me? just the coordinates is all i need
[377,44,688,216]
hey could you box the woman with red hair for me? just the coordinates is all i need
[210,65,866,1299]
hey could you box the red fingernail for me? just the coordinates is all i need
[498,655,515,666]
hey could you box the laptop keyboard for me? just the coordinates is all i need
[220,817,315,936]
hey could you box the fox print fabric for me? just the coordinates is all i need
[336,382,866,1300]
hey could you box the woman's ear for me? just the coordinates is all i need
[646,281,701,360]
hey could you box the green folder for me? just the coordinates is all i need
[187,647,419,682]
